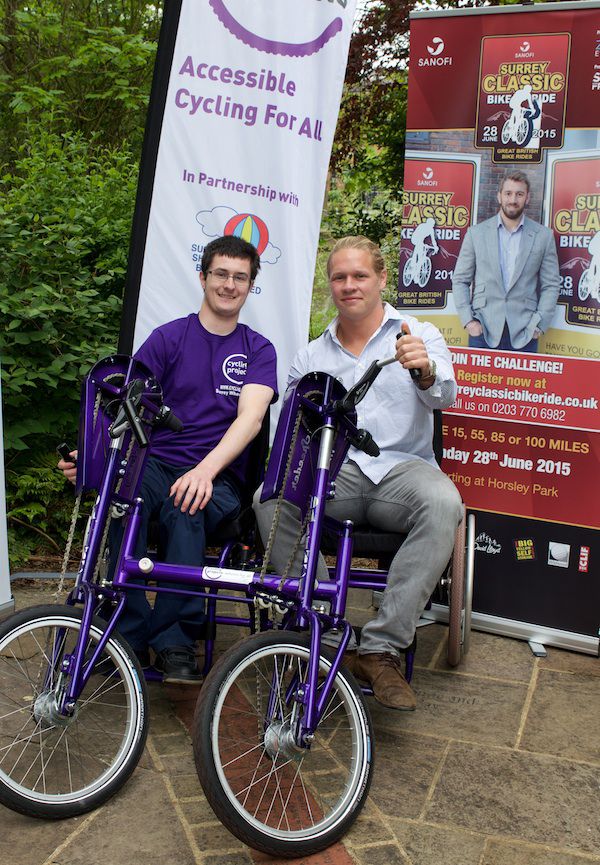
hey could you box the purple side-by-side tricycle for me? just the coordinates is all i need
[0,354,474,858]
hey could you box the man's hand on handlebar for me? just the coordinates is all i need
[57,451,78,485]
[395,323,433,380]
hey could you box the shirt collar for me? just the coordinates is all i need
[497,212,525,234]
[325,302,403,347]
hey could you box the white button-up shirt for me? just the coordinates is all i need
[288,304,457,484]
[498,212,525,292]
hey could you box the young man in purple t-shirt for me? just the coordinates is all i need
[59,235,277,682]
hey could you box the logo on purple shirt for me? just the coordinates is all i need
[222,353,248,386]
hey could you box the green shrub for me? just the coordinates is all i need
[0,129,138,567]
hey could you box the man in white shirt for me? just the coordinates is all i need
[254,236,462,711]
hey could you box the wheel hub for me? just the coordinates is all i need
[263,721,305,761]
[33,691,78,728]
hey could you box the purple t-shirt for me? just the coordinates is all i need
[135,314,277,484]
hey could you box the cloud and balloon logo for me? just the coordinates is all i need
[196,206,281,264]
[224,212,270,256]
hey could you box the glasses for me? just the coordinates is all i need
[206,269,251,287]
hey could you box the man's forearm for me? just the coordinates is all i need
[198,411,264,481]
[199,383,274,480]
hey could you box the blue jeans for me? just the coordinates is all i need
[469,323,538,353]
[111,457,241,654]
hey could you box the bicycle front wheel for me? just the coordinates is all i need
[193,630,373,858]
[0,605,148,818]
[578,269,591,301]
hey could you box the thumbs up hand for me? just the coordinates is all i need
[395,323,432,383]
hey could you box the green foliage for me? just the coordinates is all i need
[0,130,139,567]
[0,2,160,158]
[0,129,138,454]
[4,448,79,569]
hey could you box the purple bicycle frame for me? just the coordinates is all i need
[62,359,376,742]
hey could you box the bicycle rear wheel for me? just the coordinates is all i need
[447,512,475,666]
[0,605,148,818]
[193,630,373,858]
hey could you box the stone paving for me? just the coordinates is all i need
[1,580,599,865]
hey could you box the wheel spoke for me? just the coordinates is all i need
[196,634,373,854]
[0,608,147,814]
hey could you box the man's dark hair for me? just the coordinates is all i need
[201,235,261,281]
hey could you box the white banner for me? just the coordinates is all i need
[133,0,357,400]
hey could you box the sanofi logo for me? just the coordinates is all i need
[419,36,452,67]
[427,37,444,56]
[417,166,438,187]
[516,39,534,59]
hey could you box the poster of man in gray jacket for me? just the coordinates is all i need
[452,169,560,352]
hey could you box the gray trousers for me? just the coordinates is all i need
[253,460,463,655]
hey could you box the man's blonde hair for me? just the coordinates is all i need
[327,236,386,277]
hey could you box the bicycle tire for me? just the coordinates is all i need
[0,605,148,818]
[402,257,414,287]
[418,255,432,288]
[501,121,511,144]
[192,630,373,858]
[447,512,466,667]
[578,269,590,302]
[515,117,528,145]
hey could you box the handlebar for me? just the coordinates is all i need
[109,379,183,447]
[332,330,422,412]
[157,405,184,433]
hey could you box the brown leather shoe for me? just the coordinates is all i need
[353,652,416,711]
[342,651,358,674]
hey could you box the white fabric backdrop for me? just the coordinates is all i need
[132,0,357,403]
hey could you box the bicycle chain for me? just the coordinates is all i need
[254,408,303,632]
[55,388,136,599]
[55,390,102,600]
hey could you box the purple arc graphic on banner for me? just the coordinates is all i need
[225,213,270,255]
[209,0,343,57]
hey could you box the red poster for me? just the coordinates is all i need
[398,158,476,309]
[403,3,600,640]
[407,8,598,132]
[448,348,600,433]
[475,33,569,164]
[442,414,600,529]
[549,155,600,328]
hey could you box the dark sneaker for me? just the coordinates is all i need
[352,652,416,711]
[154,646,202,684]
[134,648,151,668]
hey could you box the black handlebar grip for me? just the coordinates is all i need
[397,331,421,381]
[56,443,77,465]
[363,438,380,458]
[123,397,148,448]
[161,407,184,433]
[352,429,380,458]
